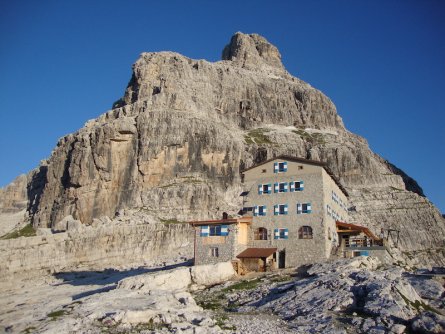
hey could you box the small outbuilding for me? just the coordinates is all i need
[236,247,277,273]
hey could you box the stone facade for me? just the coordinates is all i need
[191,218,251,266]
[241,156,349,268]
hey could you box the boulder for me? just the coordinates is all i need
[407,276,445,300]
[35,228,52,236]
[52,215,82,233]
[390,324,406,334]
[191,262,236,286]
[117,267,191,292]
[411,311,445,334]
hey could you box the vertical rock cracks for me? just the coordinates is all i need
[6,32,442,264]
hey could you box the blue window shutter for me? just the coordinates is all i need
[274,182,279,193]
[283,162,288,172]
[267,183,272,194]
[274,162,278,173]
[284,204,288,215]
[297,203,302,214]
[284,228,289,239]
[253,206,259,216]
[274,229,279,239]
[200,225,209,237]
[307,203,312,213]
[258,184,263,195]
[284,183,288,192]
[300,181,304,191]
[274,205,278,216]
[290,182,295,192]
[221,225,229,236]
[262,205,267,216]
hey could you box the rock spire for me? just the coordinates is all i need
[222,32,285,71]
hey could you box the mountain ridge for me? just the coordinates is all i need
[1,32,443,265]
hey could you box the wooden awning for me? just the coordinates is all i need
[237,248,277,259]
[336,221,380,240]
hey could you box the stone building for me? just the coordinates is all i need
[189,217,252,266]
[240,156,350,268]
[190,156,385,270]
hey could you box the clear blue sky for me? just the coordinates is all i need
[1,0,444,213]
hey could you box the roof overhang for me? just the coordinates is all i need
[336,221,380,240]
[189,216,253,226]
[237,247,278,259]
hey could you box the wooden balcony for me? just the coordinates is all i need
[344,237,384,248]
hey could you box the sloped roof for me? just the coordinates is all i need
[189,216,252,226]
[237,247,277,258]
[336,221,380,240]
[241,155,348,197]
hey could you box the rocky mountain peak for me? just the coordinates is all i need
[1,32,444,267]
[222,32,284,71]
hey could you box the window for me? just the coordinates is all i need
[290,180,304,192]
[254,227,268,240]
[332,191,339,204]
[254,205,267,216]
[298,165,304,170]
[202,225,229,237]
[274,182,288,193]
[210,247,219,257]
[274,204,288,215]
[262,169,267,173]
[258,183,272,195]
[298,226,313,239]
[274,228,288,239]
[273,161,288,173]
[297,203,312,214]
[209,225,221,236]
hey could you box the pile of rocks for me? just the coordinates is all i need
[223,257,445,333]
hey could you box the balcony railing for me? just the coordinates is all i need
[344,238,384,248]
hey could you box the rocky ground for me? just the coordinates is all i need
[193,257,445,334]
[1,257,444,333]
[0,259,214,334]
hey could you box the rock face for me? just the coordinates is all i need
[0,174,28,213]
[0,213,193,281]
[3,32,444,264]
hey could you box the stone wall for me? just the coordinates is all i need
[193,227,236,265]
[244,162,331,267]
[0,223,194,281]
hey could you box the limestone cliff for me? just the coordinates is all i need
[0,174,28,213]
[4,32,444,264]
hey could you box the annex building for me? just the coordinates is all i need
[190,156,384,271]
